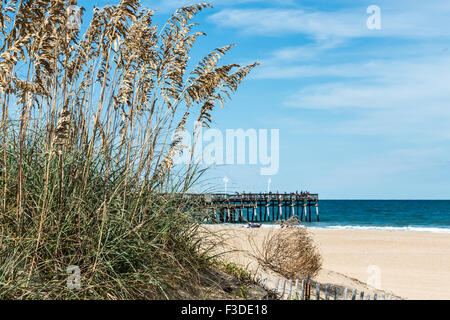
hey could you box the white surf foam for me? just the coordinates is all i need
[307,225,450,234]
[211,223,450,233]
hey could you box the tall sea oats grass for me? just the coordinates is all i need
[0,0,257,299]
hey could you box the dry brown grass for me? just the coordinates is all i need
[249,221,322,279]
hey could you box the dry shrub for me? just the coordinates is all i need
[250,222,322,279]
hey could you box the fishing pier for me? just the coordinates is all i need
[186,193,319,223]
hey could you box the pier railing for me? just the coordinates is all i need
[184,192,320,223]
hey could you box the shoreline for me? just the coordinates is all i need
[307,225,450,234]
[204,225,450,300]
[212,223,450,234]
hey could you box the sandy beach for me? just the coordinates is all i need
[204,225,450,300]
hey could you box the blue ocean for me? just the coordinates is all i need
[228,200,450,233]
[305,200,450,233]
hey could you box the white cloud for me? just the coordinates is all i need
[276,55,450,140]
[252,61,386,79]
[150,0,296,13]
[209,8,365,39]
[284,56,450,110]
[209,3,450,40]
[271,39,343,61]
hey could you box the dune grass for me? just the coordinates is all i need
[0,0,257,299]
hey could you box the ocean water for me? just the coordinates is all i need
[225,200,450,233]
[305,200,450,233]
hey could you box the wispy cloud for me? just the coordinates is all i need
[284,56,450,110]
[277,54,450,141]
[266,38,344,63]
[209,8,365,39]
[150,0,296,13]
[209,3,450,40]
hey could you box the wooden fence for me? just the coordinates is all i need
[258,275,401,300]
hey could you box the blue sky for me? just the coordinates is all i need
[79,0,450,199]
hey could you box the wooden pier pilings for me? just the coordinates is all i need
[185,192,319,223]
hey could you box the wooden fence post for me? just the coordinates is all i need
[274,278,279,295]
[360,291,365,300]
[287,280,293,299]
[306,275,311,300]
[315,283,320,300]
[382,293,385,300]
[334,287,339,300]
[294,279,299,299]
[343,287,348,300]
[281,279,286,299]
[300,280,305,300]
[373,293,377,300]
[325,284,330,300]
[366,293,370,300]
[351,289,357,300]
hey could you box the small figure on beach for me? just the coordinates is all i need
[247,223,261,228]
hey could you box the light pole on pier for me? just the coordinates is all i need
[223,176,229,194]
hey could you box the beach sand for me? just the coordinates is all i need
[203,225,450,300]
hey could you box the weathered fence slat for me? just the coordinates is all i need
[265,274,395,302]
[274,278,279,295]
[315,283,320,300]
[287,280,293,299]
[300,280,305,300]
[281,279,286,298]
[325,284,330,300]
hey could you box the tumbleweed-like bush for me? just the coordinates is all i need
[250,222,322,279]
[0,0,257,299]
